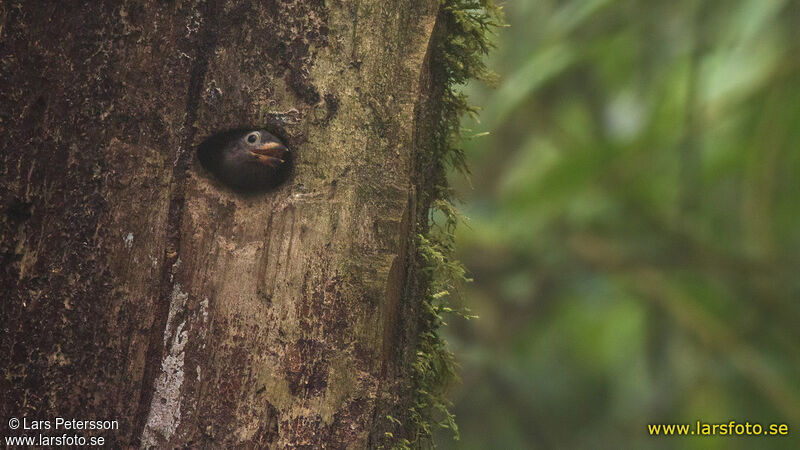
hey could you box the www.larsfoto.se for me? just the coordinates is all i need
[5,433,106,446]
[649,421,789,436]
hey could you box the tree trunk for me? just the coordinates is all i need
[1,0,443,447]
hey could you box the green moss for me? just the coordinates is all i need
[390,1,503,448]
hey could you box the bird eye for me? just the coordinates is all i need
[246,132,259,144]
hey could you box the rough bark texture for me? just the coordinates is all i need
[1,0,441,447]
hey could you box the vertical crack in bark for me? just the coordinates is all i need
[133,1,223,445]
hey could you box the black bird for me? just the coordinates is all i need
[197,128,291,191]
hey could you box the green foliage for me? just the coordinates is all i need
[441,0,800,449]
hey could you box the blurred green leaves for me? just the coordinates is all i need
[439,0,800,448]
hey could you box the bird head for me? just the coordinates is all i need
[197,128,292,192]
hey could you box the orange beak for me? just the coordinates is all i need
[249,142,287,166]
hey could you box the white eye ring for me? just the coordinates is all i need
[245,132,260,144]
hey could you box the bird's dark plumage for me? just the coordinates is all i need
[197,128,292,192]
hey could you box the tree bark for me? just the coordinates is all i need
[1,0,441,447]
